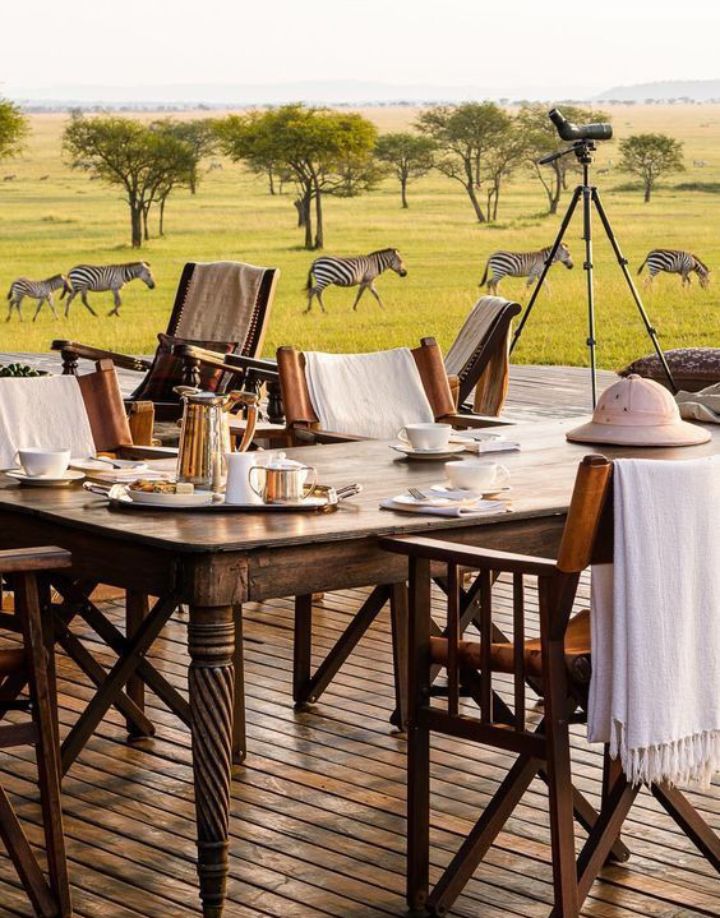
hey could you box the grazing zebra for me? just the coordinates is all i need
[637,249,710,289]
[62,262,155,317]
[6,274,71,322]
[479,244,574,294]
[304,248,407,314]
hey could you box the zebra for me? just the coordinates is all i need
[637,249,710,289]
[61,262,155,317]
[303,248,407,314]
[6,274,71,322]
[479,244,574,295]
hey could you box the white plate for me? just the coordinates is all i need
[390,443,466,460]
[430,483,512,499]
[128,488,216,507]
[391,493,479,509]
[71,457,149,473]
[6,469,85,487]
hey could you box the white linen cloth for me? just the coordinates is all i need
[589,456,720,787]
[0,376,96,469]
[304,348,435,440]
[676,383,720,424]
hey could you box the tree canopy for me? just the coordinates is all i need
[618,132,685,202]
[374,132,435,208]
[0,99,28,163]
[216,104,377,248]
[416,102,512,222]
[63,114,195,246]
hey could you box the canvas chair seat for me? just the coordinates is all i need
[430,608,591,680]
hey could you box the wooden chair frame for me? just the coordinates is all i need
[0,546,73,918]
[382,455,720,917]
[52,262,279,422]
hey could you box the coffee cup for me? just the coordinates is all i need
[15,448,70,479]
[225,452,264,505]
[445,459,509,493]
[397,423,451,452]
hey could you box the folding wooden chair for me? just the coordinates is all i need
[382,455,720,917]
[0,361,185,772]
[443,296,521,415]
[52,260,279,421]
[0,546,73,918]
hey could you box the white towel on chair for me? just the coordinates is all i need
[304,348,435,440]
[0,376,96,470]
[588,456,720,787]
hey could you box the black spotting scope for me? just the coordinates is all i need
[548,108,613,142]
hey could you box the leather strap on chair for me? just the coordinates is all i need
[277,347,319,426]
[415,338,456,419]
[127,401,155,447]
[77,359,134,452]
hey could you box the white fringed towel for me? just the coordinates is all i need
[0,376,96,469]
[589,456,720,787]
[304,348,435,440]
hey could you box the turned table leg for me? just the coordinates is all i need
[188,603,235,918]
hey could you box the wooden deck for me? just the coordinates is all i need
[0,355,717,918]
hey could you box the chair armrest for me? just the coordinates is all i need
[441,413,514,429]
[175,344,279,381]
[0,547,72,573]
[115,445,178,460]
[52,340,152,373]
[380,534,557,577]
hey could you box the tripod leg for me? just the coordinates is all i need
[581,184,598,406]
[510,186,583,355]
[592,188,677,393]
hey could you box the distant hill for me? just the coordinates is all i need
[597,80,720,102]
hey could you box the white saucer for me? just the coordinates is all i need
[390,443,466,461]
[6,469,85,487]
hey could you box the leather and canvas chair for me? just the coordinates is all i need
[382,455,720,917]
[277,337,510,445]
[0,546,73,918]
[52,260,279,422]
[443,295,521,415]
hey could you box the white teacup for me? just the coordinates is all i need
[445,459,510,493]
[15,447,70,479]
[398,423,451,452]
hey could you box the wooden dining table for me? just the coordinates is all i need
[0,416,718,917]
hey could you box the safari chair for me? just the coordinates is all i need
[382,455,720,917]
[52,260,279,421]
[278,337,510,445]
[444,295,521,415]
[0,546,73,918]
[0,361,185,772]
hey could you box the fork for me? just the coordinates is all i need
[408,487,428,501]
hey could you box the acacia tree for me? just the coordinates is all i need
[517,104,611,213]
[217,105,377,249]
[416,102,510,222]
[482,119,526,221]
[64,114,194,247]
[374,132,435,208]
[619,133,685,202]
[0,98,28,164]
[153,118,217,194]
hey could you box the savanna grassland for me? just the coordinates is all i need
[0,104,718,368]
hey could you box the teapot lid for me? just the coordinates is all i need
[174,385,226,405]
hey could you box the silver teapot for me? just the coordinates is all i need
[175,387,258,491]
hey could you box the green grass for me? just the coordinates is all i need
[1,105,719,370]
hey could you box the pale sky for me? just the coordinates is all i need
[3,0,719,100]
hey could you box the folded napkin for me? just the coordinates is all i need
[0,376,96,470]
[463,439,520,455]
[380,496,507,517]
[304,348,434,440]
[676,384,720,424]
[589,456,720,787]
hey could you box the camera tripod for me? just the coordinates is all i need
[509,139,676,406]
